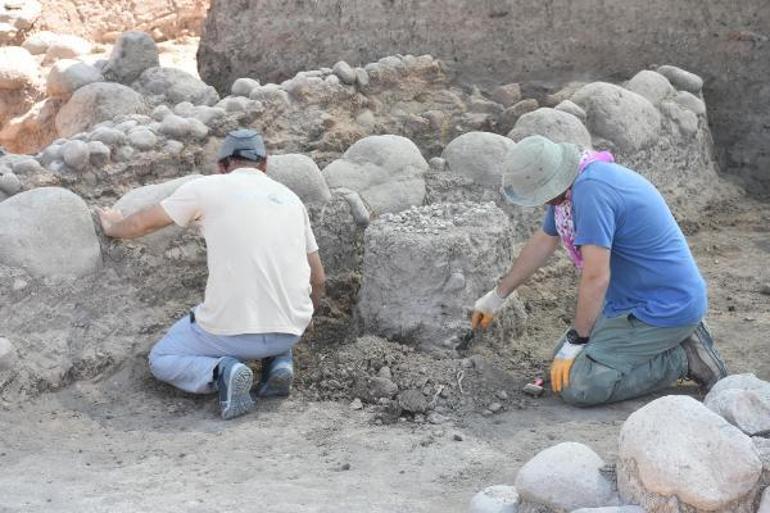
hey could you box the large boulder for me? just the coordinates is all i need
[102,31,159,85]
[21,30,59,55]
[759,487,770,513]
[323,135,427,215]
[267,154,331,205]
[469,485,520,513]
[42,34,92,64]
[441,132,515,189]
[656,65,703,94]
[55,82,148,137]
[357,202,513,353]
[626,70,675,105]
[61,140,90,171]
[0,169,21,196]
[515,442,617,512]
[0,0,41,33]
[131,66,219,107]
[0,46,39,90]
[113,175,202,252]
[571,508,645,513]
[0,187,101,277]
[0,337,17,372]
[618,395,762,513]
[571,82,661,153]
[508,107,592,147]
[704,373,770,436]
[312,188,370,278]
[46,59,103,99]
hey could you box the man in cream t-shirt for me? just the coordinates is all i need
[97,129,326,420]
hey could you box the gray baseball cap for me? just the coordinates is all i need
[500,135,581,207]
[217,128,267,162]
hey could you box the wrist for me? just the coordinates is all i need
[567,328,589,345]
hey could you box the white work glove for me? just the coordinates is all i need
[471,287,506,330]
[550,331,588,392]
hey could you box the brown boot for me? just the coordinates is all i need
[681,321,728,391]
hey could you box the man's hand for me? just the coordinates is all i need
[96,207,125,238]
[94,204,173,240]
[550,332,587,392]
[470,287,506,330]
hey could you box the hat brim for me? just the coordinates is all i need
[501,142,581,207]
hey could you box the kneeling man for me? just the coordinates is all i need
[471,135,727,406]
[98,129,325,419]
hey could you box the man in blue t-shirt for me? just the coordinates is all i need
[470,135,727,406]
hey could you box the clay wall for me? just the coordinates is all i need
[198,0,770,195]
[38,0,210,42]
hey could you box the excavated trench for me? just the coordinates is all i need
[0,6,768,513]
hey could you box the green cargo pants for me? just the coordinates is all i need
[555,313,697,407]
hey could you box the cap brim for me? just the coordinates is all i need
[501,143,581,207]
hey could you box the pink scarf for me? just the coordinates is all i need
[554,150,615,270]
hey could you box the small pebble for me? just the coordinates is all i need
[350,398,363,410]
[488,402,503,413]
[427,412,448,425]
[522,383,545,397]
[495,390,508,400]
[452,432,464,441]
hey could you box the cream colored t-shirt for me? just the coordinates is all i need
[161,169,318,336]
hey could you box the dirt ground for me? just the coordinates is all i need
[0,195,767,513]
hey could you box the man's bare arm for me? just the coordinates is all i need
[97,205,174,240]
[497,229,561,297]
[573,244,611,337]
[307,250,326,310]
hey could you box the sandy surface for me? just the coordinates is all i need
[0,197,767,513]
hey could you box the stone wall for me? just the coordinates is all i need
[38,0,210,42]
[198,0,770,196]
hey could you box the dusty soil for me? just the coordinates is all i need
[0,195,767,513]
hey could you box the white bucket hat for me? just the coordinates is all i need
[501,135,581,207]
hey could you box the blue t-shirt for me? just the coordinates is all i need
[542,161,706,327]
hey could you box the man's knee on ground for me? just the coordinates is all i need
[148,351,175,383]
[559,380,612,407]
[559,387,605,408]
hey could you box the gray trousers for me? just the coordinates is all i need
[557,314,697,407]
[149,314,299,394]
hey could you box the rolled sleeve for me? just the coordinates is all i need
[160,181,202,228]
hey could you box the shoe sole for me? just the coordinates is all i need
[685,322,728,390]
[693,323,728,378]
[257,368,292,398]
[220,364,256,420]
